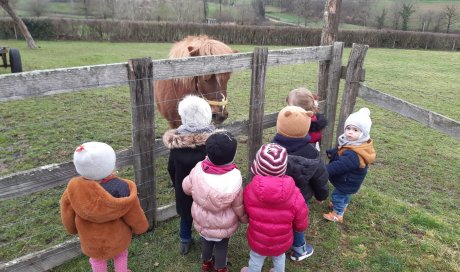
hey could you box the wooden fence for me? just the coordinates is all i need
[1,42,459,272]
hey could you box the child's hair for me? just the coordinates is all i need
[286,87,319,113]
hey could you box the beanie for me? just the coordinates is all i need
[178,95,212,129]
[276,106,313,138]
[206,131,237,165]
[344,108,372,137]
[251,143,287,177]
[73,142,116,180]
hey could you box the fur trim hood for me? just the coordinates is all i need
[163,129,224,149]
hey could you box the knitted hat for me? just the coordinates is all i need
[178,95,212,129]
[344,108,372,137]
[206,131,237,165]
[276,106,313,138]
[251,143,288,177]
[73,142,116,180]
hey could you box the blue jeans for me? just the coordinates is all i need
[248,250,285,272]
[179,217,193,242]
[331,188,352,216]
[293,231,305,247]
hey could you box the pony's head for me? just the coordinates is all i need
[170,35,237,125]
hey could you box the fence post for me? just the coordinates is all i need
[336,43,368,137]
[247,47,268,183]
[320,42,344,154]
[127,57,156,229]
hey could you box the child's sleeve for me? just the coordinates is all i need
[327,150,360,177]
[167,155,176,187]
[232,188,248,224]
[309,161,329,201]
[182,168,194,196]
[123,198,149,235]
[60,190,78,234]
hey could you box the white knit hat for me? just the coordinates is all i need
[344,108,372,137]
[73,142,116,180]
[178,95,212,128]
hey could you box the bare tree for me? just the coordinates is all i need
[418,11,433,32]
[252,0,265,22]
[443,5,458,33]
[0,0,38,49]
[204,0,208,20]
[399,3,415,31]
[28,0,49,17]
[375,8,386,29]
[389,2,401,30]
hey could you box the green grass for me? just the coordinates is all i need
[0,39,459,271]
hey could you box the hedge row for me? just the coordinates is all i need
[1,18,459,50]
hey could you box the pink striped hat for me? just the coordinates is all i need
[251,143,288,177]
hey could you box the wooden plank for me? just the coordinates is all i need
[247,47,269,183]
[337,44,369,137]
[320,42,344,153]
[0,149,133,200]
[340,65,365,81]
[0,203,178,272]
[0,46,333,102]
[128,58,156,228]
[359,84,460,140]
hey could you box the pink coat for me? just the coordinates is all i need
[243,175,308,256]
[183,162,248,239]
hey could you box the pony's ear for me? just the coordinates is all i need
[188,46,200,57]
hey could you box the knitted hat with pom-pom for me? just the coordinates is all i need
[251,143,287,177]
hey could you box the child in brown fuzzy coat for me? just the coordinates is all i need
[60,142,149,272]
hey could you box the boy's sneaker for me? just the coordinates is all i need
[290,243,314,261]
[323,211,344,223]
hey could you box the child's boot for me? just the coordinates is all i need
[179,240,192,255]
[290,243,314,261]
[214,267,229,272]
[323,211,344,223]
[202,258,215,272]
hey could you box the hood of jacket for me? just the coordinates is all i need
[339,139,376,168]
[250,175,297,205]
[163,129,226,149]
[65,176,139,223]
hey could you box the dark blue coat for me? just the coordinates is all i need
[273,134,329,202]
[326,141,375,194]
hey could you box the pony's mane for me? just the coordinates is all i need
[169,35,234,87]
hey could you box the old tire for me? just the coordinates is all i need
[9,48,22,73]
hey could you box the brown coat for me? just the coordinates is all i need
[60,176,149,259]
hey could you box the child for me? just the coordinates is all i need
[183,131,247,272]
[323,108,376,223]
[241,143,308,272]
[60,142,149,272]
[163,95,216,255]
[272,105,329,261]
[286,87,327,150]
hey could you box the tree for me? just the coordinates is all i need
[28,0,49,17]
[295,0,312,27]
[252,0,265,22]
[203,0,208,20]
[399,3,415,31]
[375,8,386,29]
[0,0,38,49]
[443,5,458,33]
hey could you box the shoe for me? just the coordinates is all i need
[214,267,229,272]
[179,240,192,255]
[290,243,314,261]
[202,258,215,272]
[323,211,344,223]
[240,267,248,272]
[329,202,347,213]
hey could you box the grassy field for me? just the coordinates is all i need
[0,39,459,271]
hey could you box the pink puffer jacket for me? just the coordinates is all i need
[243,175,308,256]
[183,162,248,239]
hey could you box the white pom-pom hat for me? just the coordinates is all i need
[178,95,212,128]
[73,142,116,180]
[344,107,372,137]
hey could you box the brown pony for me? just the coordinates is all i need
[154,35,237,128]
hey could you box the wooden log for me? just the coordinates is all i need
[247,47,268,183]
[336,43,369,137]
[128,58,156,228]
[320,42,344,154]
[359,84,460,140]
[0,46,333,102]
